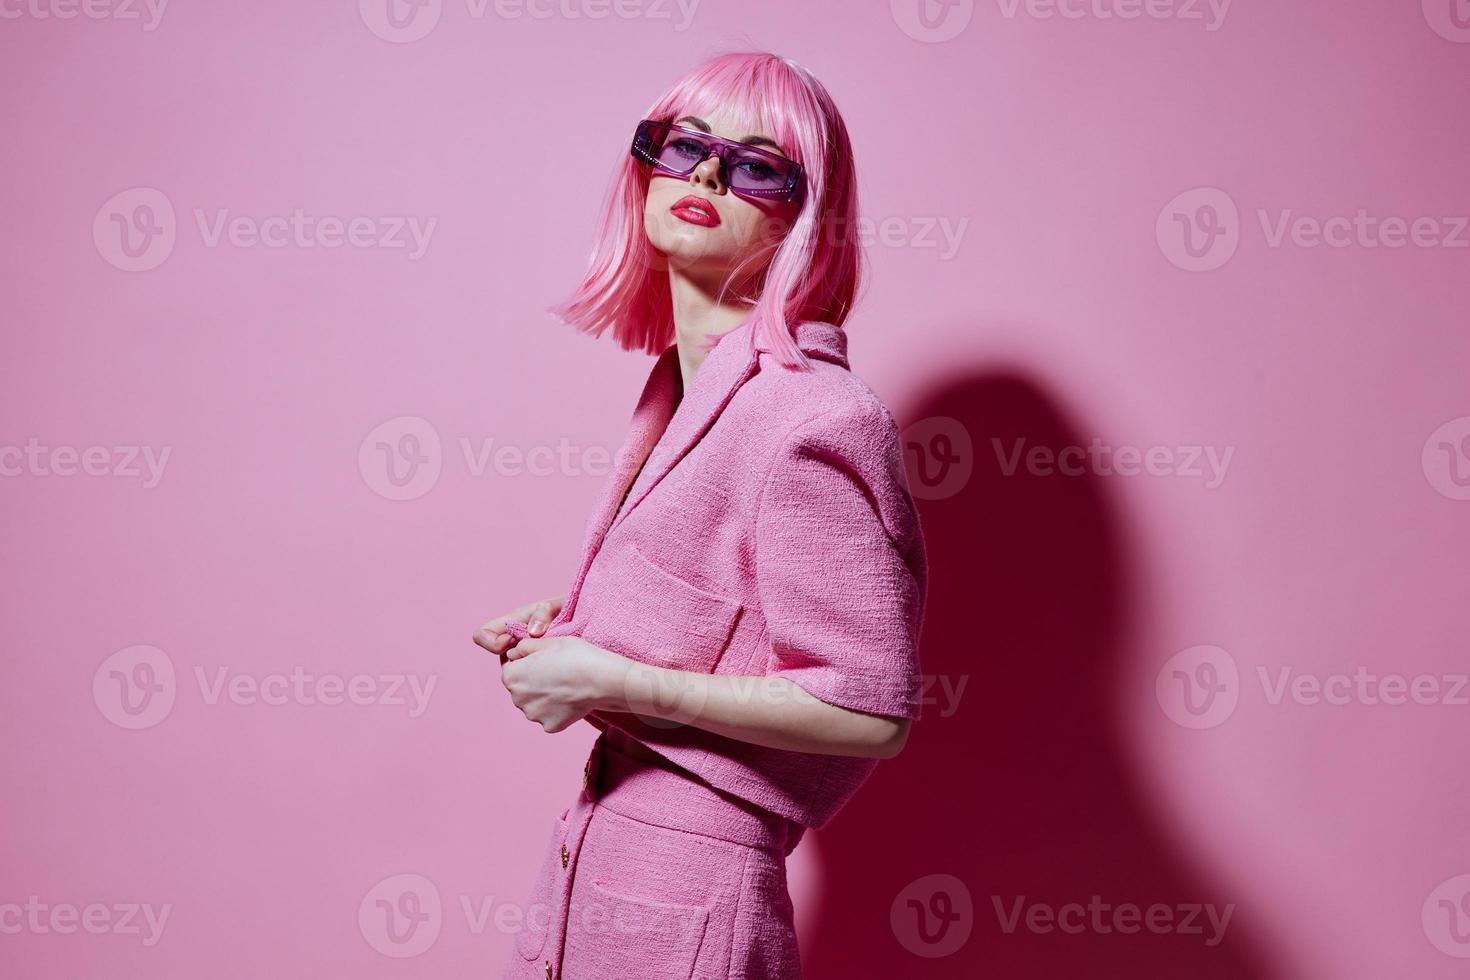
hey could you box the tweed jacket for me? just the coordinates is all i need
[534,316,928,831]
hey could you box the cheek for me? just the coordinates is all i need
[642,194,681,244]
[728,205,793,252]
[643,184,696,236]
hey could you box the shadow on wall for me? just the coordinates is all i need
[800,367,1281,979]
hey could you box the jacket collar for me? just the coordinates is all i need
[757,317,848,367]
[614,317,849,529]
[557,318,849,621]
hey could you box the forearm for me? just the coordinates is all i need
[591,660,909,759]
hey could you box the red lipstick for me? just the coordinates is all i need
[671,195,720,227]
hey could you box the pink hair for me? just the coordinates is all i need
[546,50,865,371]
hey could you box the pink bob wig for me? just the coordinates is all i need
[546,50,865,372]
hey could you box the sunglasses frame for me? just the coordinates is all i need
[631,118,805,204]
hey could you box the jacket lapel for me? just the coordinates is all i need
[554,318,848,625]
[609,336,758,534]
[584,343,683,559]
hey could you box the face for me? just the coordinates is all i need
[640,107,803,291]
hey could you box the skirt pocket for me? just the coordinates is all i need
[562,877,710,980]
[513,806,571,961]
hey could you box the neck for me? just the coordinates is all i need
[667,269,755,393]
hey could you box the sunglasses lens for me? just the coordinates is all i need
[727,149,796,196]
[656,132,712,174]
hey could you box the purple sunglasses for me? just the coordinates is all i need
[631,118,804,204]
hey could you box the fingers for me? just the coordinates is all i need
[504,636,542,661]
[474,594,566,656]
[472,621,515,655]
[527,599,555,636]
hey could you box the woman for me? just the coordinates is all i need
[473,50,928,980]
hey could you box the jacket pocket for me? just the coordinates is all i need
[579,540,743,675]
[562,878,709,980]
[514,806,571,961]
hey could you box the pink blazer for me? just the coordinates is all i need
[535,317,928,831]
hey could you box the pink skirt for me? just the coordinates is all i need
[500,730,806,980]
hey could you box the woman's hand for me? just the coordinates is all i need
[471,595,566,659]
[498,635,629,733]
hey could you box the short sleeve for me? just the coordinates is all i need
[754,401,928,720]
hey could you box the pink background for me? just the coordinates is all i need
[3,1,1468,977]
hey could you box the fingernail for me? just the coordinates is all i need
[529,619,545,634]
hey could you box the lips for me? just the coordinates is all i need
[671,195,720,227]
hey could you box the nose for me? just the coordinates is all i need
[690,153,726,193]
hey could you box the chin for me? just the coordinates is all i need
[650,235,737,272]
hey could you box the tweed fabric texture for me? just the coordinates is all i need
[513,317,928,830]
[501,732,803,980]
[498,318,927,978]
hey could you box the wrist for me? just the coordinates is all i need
[589,649,634,712]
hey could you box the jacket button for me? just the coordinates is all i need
[560,843,569,869]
